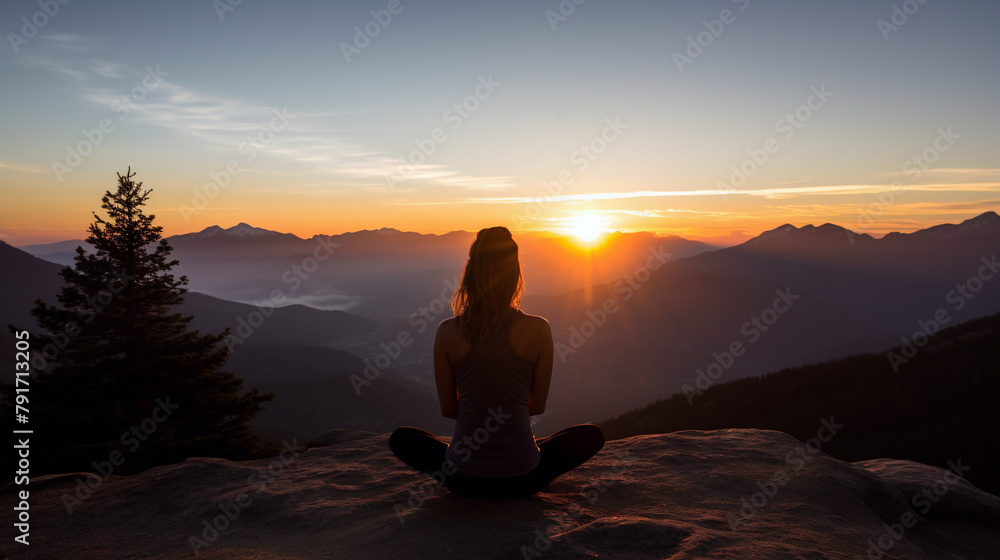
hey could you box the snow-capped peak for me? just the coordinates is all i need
[226,222,274,237]
[753,223,798,241]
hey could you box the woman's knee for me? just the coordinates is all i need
[388,427,413,451]
[583,424,606,453]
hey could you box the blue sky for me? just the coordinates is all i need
[1,0,997,244]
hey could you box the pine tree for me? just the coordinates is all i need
[27,168,274,475]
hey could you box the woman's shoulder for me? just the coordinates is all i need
[509,312,551,363]
[437,312,550,344]
[436,316,461,338]
[435,317,471,362]
[512,311,551,337]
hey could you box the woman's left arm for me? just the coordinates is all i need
[528,318,553,416]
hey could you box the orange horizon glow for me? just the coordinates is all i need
[3,208,995,249]
[2,170,996,247]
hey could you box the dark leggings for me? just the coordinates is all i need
[388,424,605,499]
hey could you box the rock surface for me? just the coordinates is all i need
[3,429,999,559]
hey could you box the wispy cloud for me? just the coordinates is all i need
[20,36,511,191]
[41,33,95,53]
[87,60,124,79]
[0,161,47,173]
[18,52,90,81]
[125,81,513,190]
[590,208,738,218]
[399,182,1000,205]
[876,167,1000,180]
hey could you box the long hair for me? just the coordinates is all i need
[451,226,524,344]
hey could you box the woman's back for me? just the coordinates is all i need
[443,311,542,477]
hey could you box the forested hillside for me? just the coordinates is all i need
[601,313,1000,495]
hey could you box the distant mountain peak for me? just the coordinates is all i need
[962,210,1000,229]
[755,223,798,241]
[197,225,225,237]
[743,221,871,249]
[226,222,274,237]
[187,223,289,239]
[896,210,1000,242]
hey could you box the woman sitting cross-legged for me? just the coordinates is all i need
[389,226,605,499]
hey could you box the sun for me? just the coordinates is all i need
[565,214,610,244]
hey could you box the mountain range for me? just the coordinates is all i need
[522,211,1000,429]
[5,211,999,441]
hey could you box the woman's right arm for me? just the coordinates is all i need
[527,318,553,416]
[433,319,459,419]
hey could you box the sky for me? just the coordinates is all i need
[1,0,998,246]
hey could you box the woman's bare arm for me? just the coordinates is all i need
[433,319,460,419]
[527,317,553,416]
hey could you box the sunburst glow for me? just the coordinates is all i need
[566,214,611,244]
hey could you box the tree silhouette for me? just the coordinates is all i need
[25,168,274,475]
